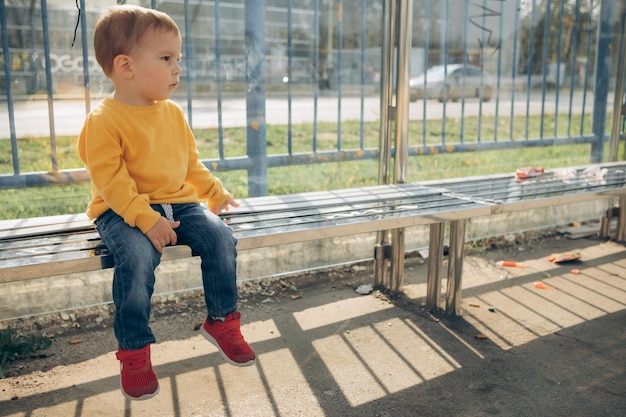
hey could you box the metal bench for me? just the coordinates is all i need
[2,162,626,316]
[421,162,626,313]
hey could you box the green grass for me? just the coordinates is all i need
[0,112,619,220]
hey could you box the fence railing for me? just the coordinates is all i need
[1,0,624,198]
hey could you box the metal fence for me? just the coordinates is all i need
[1,0,625,199]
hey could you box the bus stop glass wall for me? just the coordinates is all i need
[406,0,618,174]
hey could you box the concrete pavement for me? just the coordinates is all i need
[1,234,625,416]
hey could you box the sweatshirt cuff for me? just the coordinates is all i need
[135,210,162,234]
[207,193,230,211]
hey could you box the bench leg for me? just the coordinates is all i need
[426,222,445,310]
[599,209,612,239]
[618,196,626,242]
[374,231,391,288]
[446,219,467,316]
[389,228,405,294]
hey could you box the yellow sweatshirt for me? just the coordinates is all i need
[78,98,230,234]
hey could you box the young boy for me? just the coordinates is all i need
[78,5,256,401]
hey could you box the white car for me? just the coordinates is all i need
[409,64,493,102]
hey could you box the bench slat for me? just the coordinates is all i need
[224,190,462,225]
[0,245,192,284]
[431,164,626,211]
[0,213,92,240]
[229,183,436,214]
[228,195,474,233]
[0,230,101,250]
[234,197,493,249]
[0,239,103,262]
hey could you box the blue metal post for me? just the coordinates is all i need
[540,0,551,140]
[245,0,267,196]
[525,0,537,140]
[591,0,615,163]
[554,0,565,137]
[421,0,431,146]
[440,0,450,145]
[0,0,19,175]
[183,0,193,128]
[494,0,505,141]
[510,0,521,141]
[460,0,469,143]
[359,0,365,150]
[214,0,225,160]
[41,0,57,172]
[567,0,582,137]
[79,0,90,115]
[580,0,594,136]
[336,1,343,151]
[287,0,293,155]
[312,0,319,153]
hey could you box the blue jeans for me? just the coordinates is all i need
[95,203,239,350]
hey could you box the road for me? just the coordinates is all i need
[0,90,603,138]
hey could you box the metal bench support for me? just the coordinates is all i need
[618,196,626,242]
[446,219,467,316]
[374,238,391,288]
[389,228,406,294]
[426,222,444,310]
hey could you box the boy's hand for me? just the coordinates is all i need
[211,197,240,214]
[146,216,180,253]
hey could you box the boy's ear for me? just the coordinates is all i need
[112,54,133,79]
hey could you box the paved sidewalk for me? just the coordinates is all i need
[1,235,625,416]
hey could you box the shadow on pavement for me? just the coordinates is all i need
[1,238,625,416]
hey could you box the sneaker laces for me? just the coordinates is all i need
[204,311,256,365]
[210,312,246,343]
[117,348,151,371]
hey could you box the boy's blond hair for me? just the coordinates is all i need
[94,5,180,76]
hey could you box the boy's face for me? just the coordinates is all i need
[116,28,182,105]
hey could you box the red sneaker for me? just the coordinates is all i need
[116,345,159,400]
[201,312,256,366]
